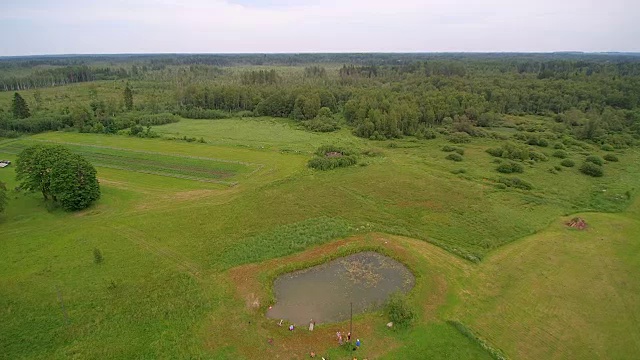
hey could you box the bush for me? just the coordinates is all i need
[552,150,567,158]
[554,142,566,149]
[603,154,619,162]
[580,162,604,177]
[308,145,358,170]
[442,145,464,155]
[585,155,604,166]
[384,292,414,328]
[560,159,575,167]
[498,177,533,190]
[496,161,524,174]
[486,142,530,161]
[308,155,358,170]
[446,153,463,162]
[136,113,180,126]
[529,151,548,162]
[315,145,354,157]
[93,248,103,264]
[416,128,437,140]
[451,168,466,174]
[601,144,614,151]
[486,147,503,157]
[303,116,340,132]
[448,132,471,144]
[175,108,229,119]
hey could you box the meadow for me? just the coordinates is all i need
[1,54,640,359]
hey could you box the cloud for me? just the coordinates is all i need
[0,0,638,55]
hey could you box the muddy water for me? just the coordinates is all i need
[266,252,414,325]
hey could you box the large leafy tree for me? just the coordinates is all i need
[16,145,100,211]
[15,145,69,200]
[11,92,31,119]
[50,153,100,211]
[292,93,321,120]
[0,181,7,214]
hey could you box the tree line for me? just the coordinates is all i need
[1,54,640,146]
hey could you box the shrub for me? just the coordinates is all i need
[496,161,524,174]
[416,127,437,140]
[486,142,531,161]
[384,292,414,328]
[560,159,575,167]
[448,132,471,144]
[498,177,533,190]
[442,145,464,155]
[315,145,353,157]
[303,116,340,132]
[486,147,503,157]
[552,150,567,158]
[529,151,548,162]
[451,168,467,174]
[601,144,614,151]
[136,113,180,126]
[308,155,358,170]
[585,155,604,166]
[580,162,603,177]
[93,248,103,264]
[175,108,229,119]
[446,153,463,162]
[553,142,566,149]
[603,154,619,162]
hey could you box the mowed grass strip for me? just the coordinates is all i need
[0,140,256,185]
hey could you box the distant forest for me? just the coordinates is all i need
[1,53,640,147]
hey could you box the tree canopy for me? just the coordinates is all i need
[15,144,100,211]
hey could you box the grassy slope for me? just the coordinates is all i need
[0,117,639,358]
[457,202,640,359]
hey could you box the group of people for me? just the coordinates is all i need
[336,331,360,348]
[277,319,363,359]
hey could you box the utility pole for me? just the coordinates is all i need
[350,302,353,354]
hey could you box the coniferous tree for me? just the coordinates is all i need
[123,84,133,111]
[11,92,30,119]
[0,181,7,214]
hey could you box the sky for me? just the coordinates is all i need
[1,0,639,56]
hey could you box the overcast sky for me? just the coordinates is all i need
[1,0,638,56]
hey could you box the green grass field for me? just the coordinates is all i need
[1,117,639,359]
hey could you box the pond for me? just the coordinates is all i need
[266,251,414,325]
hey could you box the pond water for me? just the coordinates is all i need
[266,251,414,325]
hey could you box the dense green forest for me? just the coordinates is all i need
[1,53,639,148]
